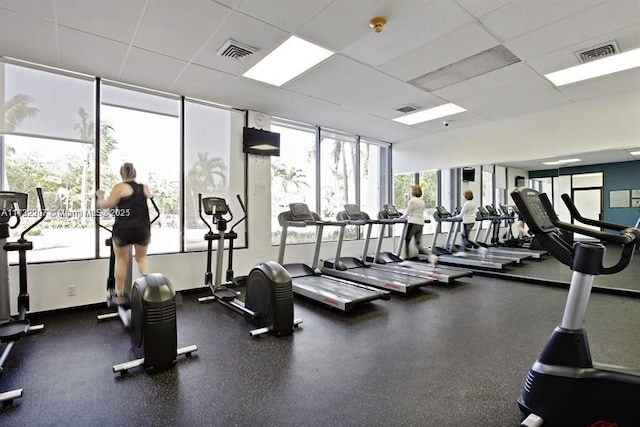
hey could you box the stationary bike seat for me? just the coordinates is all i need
[0,319,30,342]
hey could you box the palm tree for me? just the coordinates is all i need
[271,162,309,193]
[74,107,118,221]
[3,94,39,190]
[4,94,39,132]
[186,152,228,227]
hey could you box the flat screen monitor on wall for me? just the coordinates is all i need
[462,168,476,182]
[242,127,280,156]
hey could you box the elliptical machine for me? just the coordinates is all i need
[197,193,301,337]
[97,198,197,375]
[511,187,640,427]
[0,188,46,405]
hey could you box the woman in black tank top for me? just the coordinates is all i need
[96,163,153,305]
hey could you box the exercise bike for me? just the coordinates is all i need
[197,193,302,337]
[0,188,46,405]
[97,198,197,375]
[511,188,640,427]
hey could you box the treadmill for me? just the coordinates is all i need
[278,203,390,312]
[430,206,517,270]
[322,205,436,294]
[476,205,546,259]
[471,206,533,262]
[370,204,473,284]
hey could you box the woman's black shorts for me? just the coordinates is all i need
[112,226,151,247]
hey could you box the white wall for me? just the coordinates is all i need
[392,90,640,173]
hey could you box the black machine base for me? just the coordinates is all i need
[130,273,178,371]
[244,261,295,337]
[519,328,640,426]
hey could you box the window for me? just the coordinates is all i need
[184,100,244,251]
[419,170,438,234]
[1,62,95,262]
[270,121,317,245]
[360,140,390,238]
[99,83,180,256]
[320,130,356,240]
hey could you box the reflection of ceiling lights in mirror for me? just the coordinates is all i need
[544,47,640,86]
[541,158,581,165]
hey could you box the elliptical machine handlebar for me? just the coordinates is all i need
[230,194,247,233]
[19,188,47,243]
[561,193,629,232]
[540,193,636,246]
[98,196,161,234]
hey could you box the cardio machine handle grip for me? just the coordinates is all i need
[561,193,628,232]
[20,187,47,241]
[541,194,636,245]
[149,197,160,225]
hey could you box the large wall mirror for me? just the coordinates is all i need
[494,147,640,293]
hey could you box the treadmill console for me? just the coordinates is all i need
[510,188,556,234]
[289,203,315,222]
[383,204,401,218]
[344,204,367,220]
[434,206,451,218]
[485,205,499,216]
[202,197,229,216]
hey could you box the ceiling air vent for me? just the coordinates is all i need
[395,104,419,114]
[576,41,619,63]
[217,39,258,61]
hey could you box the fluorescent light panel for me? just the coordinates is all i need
[541,158,581,166]
[242,36,334,87]
[545,47,640,86]
[393,103,466,125]
[630,151,640,156]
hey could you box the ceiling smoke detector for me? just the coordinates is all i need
[369,17,387,33]
[576,41,619,63]
[217,39,258,61]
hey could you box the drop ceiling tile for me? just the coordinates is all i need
[58,27,129,80]
[120,47,188,93]
[284,55,370,97]
[434,62,542,101]
[134,0,232,60]
[0,0,55,21]
[341,0,473,67]
[454,0,514,18]
[0,8,58,66]
[171,63,238,103]
[378,22,499,81]
[238,0,335,33]
[57,0,146,43]
[480,0,611,41]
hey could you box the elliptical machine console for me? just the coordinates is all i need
[511,187,640,427]
[197,194,301,337]
[97,198,197,375]
[0,188,46,405]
